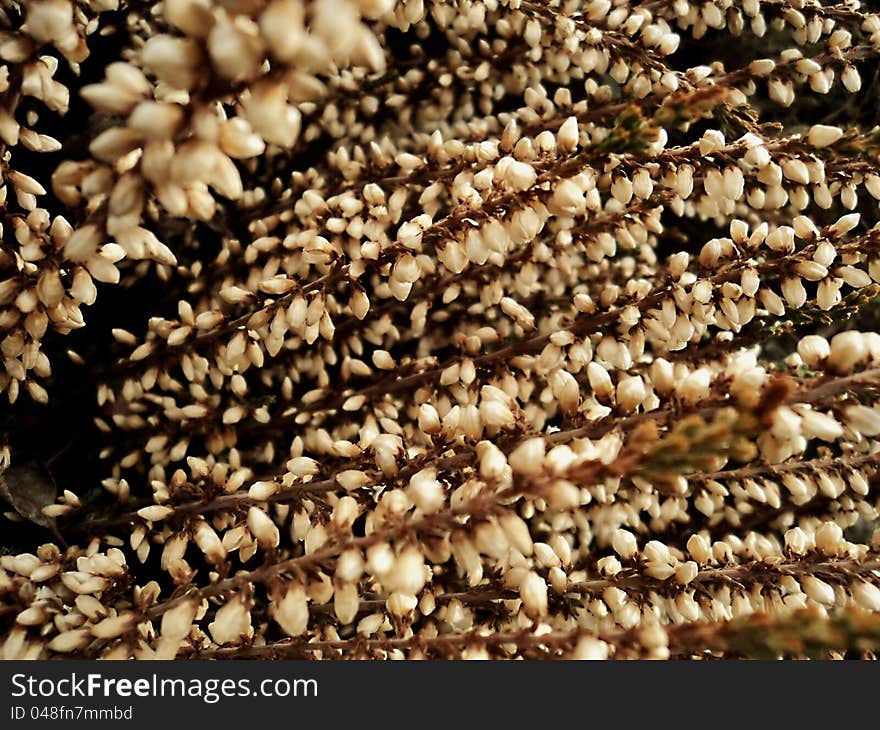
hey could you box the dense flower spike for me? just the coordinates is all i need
[3,0,880,660]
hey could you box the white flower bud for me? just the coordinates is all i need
[797,335,830,368]
[274,582,309,637]
[616,375,646,412]
[350,288,370,320]
[499,512,533,556]
[367,543,395,577]
[519,571,548,618]
[407,468,445,514]
[852,581,880,611]
[333,582,360,625]
[286,457,319,478]
[781,277,807,309]
[784,527,808,555]
[572,637,610,660]
[137,505,173,522]
[749,58,776,76]
[550,369,580,415]
[504,160,537,191]
[677,369,711,404]
[418,403,442,434]
[687,534,711,564]
[844,404,880,436]
[807,124,844,148]
[699,129,725,155]
[388,547,426,595]
[557,116,579,152]
[675,561,699,586]
[841,64,861,92]
[792,215,820,240]
[208,593,253,645]
[800,409,843,442]
[193,520,226,564]
[611,529,638,559]
[48,629,91,654]
[247,506,280,549]
[501,296,535,330]
[509,438,545,476]
[480,399,515,429]
[336,470,371,491]
[610,174,633,204]
[372,350,396,370]
[587,361,614,399]
[814,522,844,555]
[802,575,836,606]
[387,591,417,618]
[793,260,827,281]
[160,598,197,640]
[828,331,868,373]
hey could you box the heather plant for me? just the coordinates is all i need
[3,0,880,660]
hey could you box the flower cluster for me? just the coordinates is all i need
[3,0,880,660]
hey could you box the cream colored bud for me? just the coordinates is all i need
[129,101,185,140]
[800,409,843,441]
[208,593,253,645]
[26,0,74,45]
[797,335,830,368]
[137,505,173,522]
[802,575,836,606]
[675,561,699,586]
[160,598,197,640]
[247,506,280,549]
[372,350,395,370]
[807,124,843,148]
[387,591,417,618]
[616,375,646,413]
[699,129,725,155]
[828,331,867,373]
[610,174,633,204]
[550,369,580,415]
[852,581,880,611]
[287,456,320,478]
[501,296,535,330]
[366,542,395,577]
[686,534,711,564]
[504,160,537,191]
[479,399,515,429]
[350,289,370,320]
[781,277,807,309]
[814,522,844,555]
[678,369,711,404]
[587,361,614,399]
[557,116,579,152]
[208,16,263,81]
[336,470,371,491]
[335,549,364,585]
[274,582,309,636]
[48,629,91,654]
[499,512,533,556]
[784,527,808,555]
[142,35,202,90]
[611,529,638,560]
[793,260,827,281]
[389,547,426,595]
[844,405,880,436]
[792,215,820,240]
[333,582,360,625]
[509,438,545,476]
[407,468,445,514]
[193,520,226,565]
[520,571,548,618]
